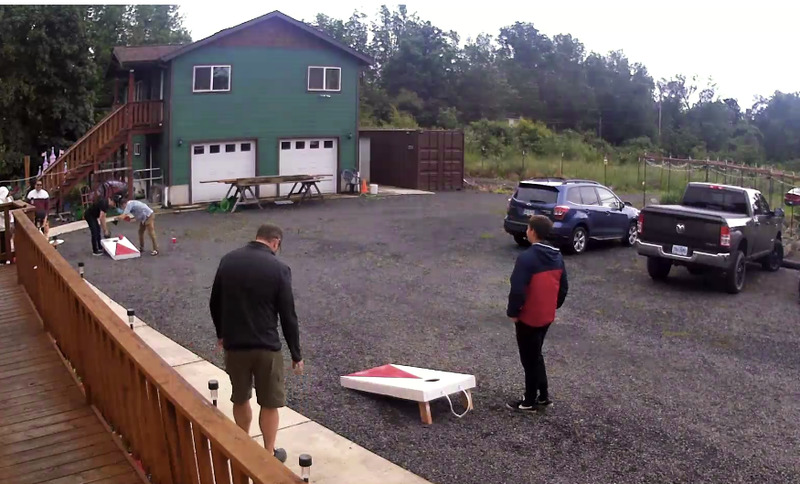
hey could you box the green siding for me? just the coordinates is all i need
[168,46,360,187]
[132,134,147,171]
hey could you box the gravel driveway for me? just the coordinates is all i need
[57,192,800,484]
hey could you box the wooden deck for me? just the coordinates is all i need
[0,266,144,484]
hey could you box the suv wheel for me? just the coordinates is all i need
[565,226,588,254]
[514,234,531,248]
[724,250,746,294]
[760,240,783,272]
[647,257,671,280]
[622,222,637,247]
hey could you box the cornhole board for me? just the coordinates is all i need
[340,364,476,424]
[100,235,140,260]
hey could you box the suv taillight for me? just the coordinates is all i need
[720,225,731,247]
[637,213,644,234]
[553,205,570,220]
[507,198,511,211]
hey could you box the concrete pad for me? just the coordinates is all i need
[269,421,431,484]
[378,186,435,196]
[135,326,202,367]
[84,280,147,328]
[174,360,310,437]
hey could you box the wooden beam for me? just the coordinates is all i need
[113,78,119,105]
[127,132,134,199]
[23,156,30,185]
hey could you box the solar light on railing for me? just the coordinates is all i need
[127,309,135,330]
[78,262,84,278]
[299,454,312,482]
[208,380,219,406]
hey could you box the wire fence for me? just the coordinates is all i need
[638,154,799,238]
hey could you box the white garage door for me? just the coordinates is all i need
[278,138,337,194]
[191,140,256,203]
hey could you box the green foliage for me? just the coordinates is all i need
[310,5,800,167]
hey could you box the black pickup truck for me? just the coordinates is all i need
[636,182,785,294]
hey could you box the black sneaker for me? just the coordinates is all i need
[273,447,287,463]
[506,398,536,411]
[92,250,103,256]
[534,397,553,407]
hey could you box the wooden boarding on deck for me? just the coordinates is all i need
[0,266,145,484]
[200,174,332,212]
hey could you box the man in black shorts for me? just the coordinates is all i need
[84,195,114,255]
[210,223,304,463]
[26,180,50,236]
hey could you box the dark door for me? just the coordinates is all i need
[596,187,630,238]
[578,186,605,235]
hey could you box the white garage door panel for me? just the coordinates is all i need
[191,141,256,203]
[278,138,337,194]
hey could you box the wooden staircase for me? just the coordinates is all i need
[39,100,163,209]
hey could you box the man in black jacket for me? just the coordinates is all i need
[210,223,303,463]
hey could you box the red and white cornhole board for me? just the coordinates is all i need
[100,235,140,260]
[340,364,476,424]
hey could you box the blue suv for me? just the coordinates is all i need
[503,178,640,254]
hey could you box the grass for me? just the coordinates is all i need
[466,151,791,209]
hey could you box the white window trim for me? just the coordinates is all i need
[307,66,342,92]
[133,143,141,156]
[193,64,232,93]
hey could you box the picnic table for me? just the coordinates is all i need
[200,174,332,213]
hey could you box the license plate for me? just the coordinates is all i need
[671,245,688,256]
[523,209,536,217]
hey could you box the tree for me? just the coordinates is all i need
[0,5,97,176]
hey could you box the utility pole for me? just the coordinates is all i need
[657,98,662,147]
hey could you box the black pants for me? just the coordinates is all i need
[85,215,101,253]
[515,321,551,402]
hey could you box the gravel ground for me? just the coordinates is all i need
[57,192,800,484]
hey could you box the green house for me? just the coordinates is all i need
[40,10,371,207]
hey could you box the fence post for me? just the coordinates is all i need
[642,156,647,207]
[603,155,608,186]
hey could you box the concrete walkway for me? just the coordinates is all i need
[84,280,431,484]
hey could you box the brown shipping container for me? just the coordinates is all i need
[359,129,464,191]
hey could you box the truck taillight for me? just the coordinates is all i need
[553,205,570,220]
[720,225,731,247]
[637,213,644,234]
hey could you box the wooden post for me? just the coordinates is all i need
[127,132,134,200]
[24,155,30,186]
[127,69,135,127]
[113,77,119,105]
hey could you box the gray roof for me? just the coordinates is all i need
[112,45,185,65]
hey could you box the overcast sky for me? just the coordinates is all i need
[179,0,799,107]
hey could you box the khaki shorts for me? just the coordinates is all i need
[224,349,285,408]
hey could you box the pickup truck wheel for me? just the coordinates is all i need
[622,222,638,247]
[565,226,587,255]
[724,250,746,294]
[647,257,671,280]
[760,240,783,272]
[514,234,531,248]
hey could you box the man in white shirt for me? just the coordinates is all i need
[120,197,159,255]
[26,181,50,236]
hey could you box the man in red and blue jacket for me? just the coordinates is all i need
[506,215,568,410]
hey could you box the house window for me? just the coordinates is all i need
[193,65,231,92]
[310,141,320,149]
[240,143,251,151]
[281,141,291,150]
[295,141,306,149]
[209,144,220,154]
[133,143,141,156]
[193,146,205,155]
[323,140,334,149]
[307,66,341,92]
[225,144,236,153]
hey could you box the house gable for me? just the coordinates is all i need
[161,11,371,65]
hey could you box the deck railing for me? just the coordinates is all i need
[10,208,303,484]
[1,200,32,263]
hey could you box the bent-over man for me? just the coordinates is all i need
[210,223,303,463]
